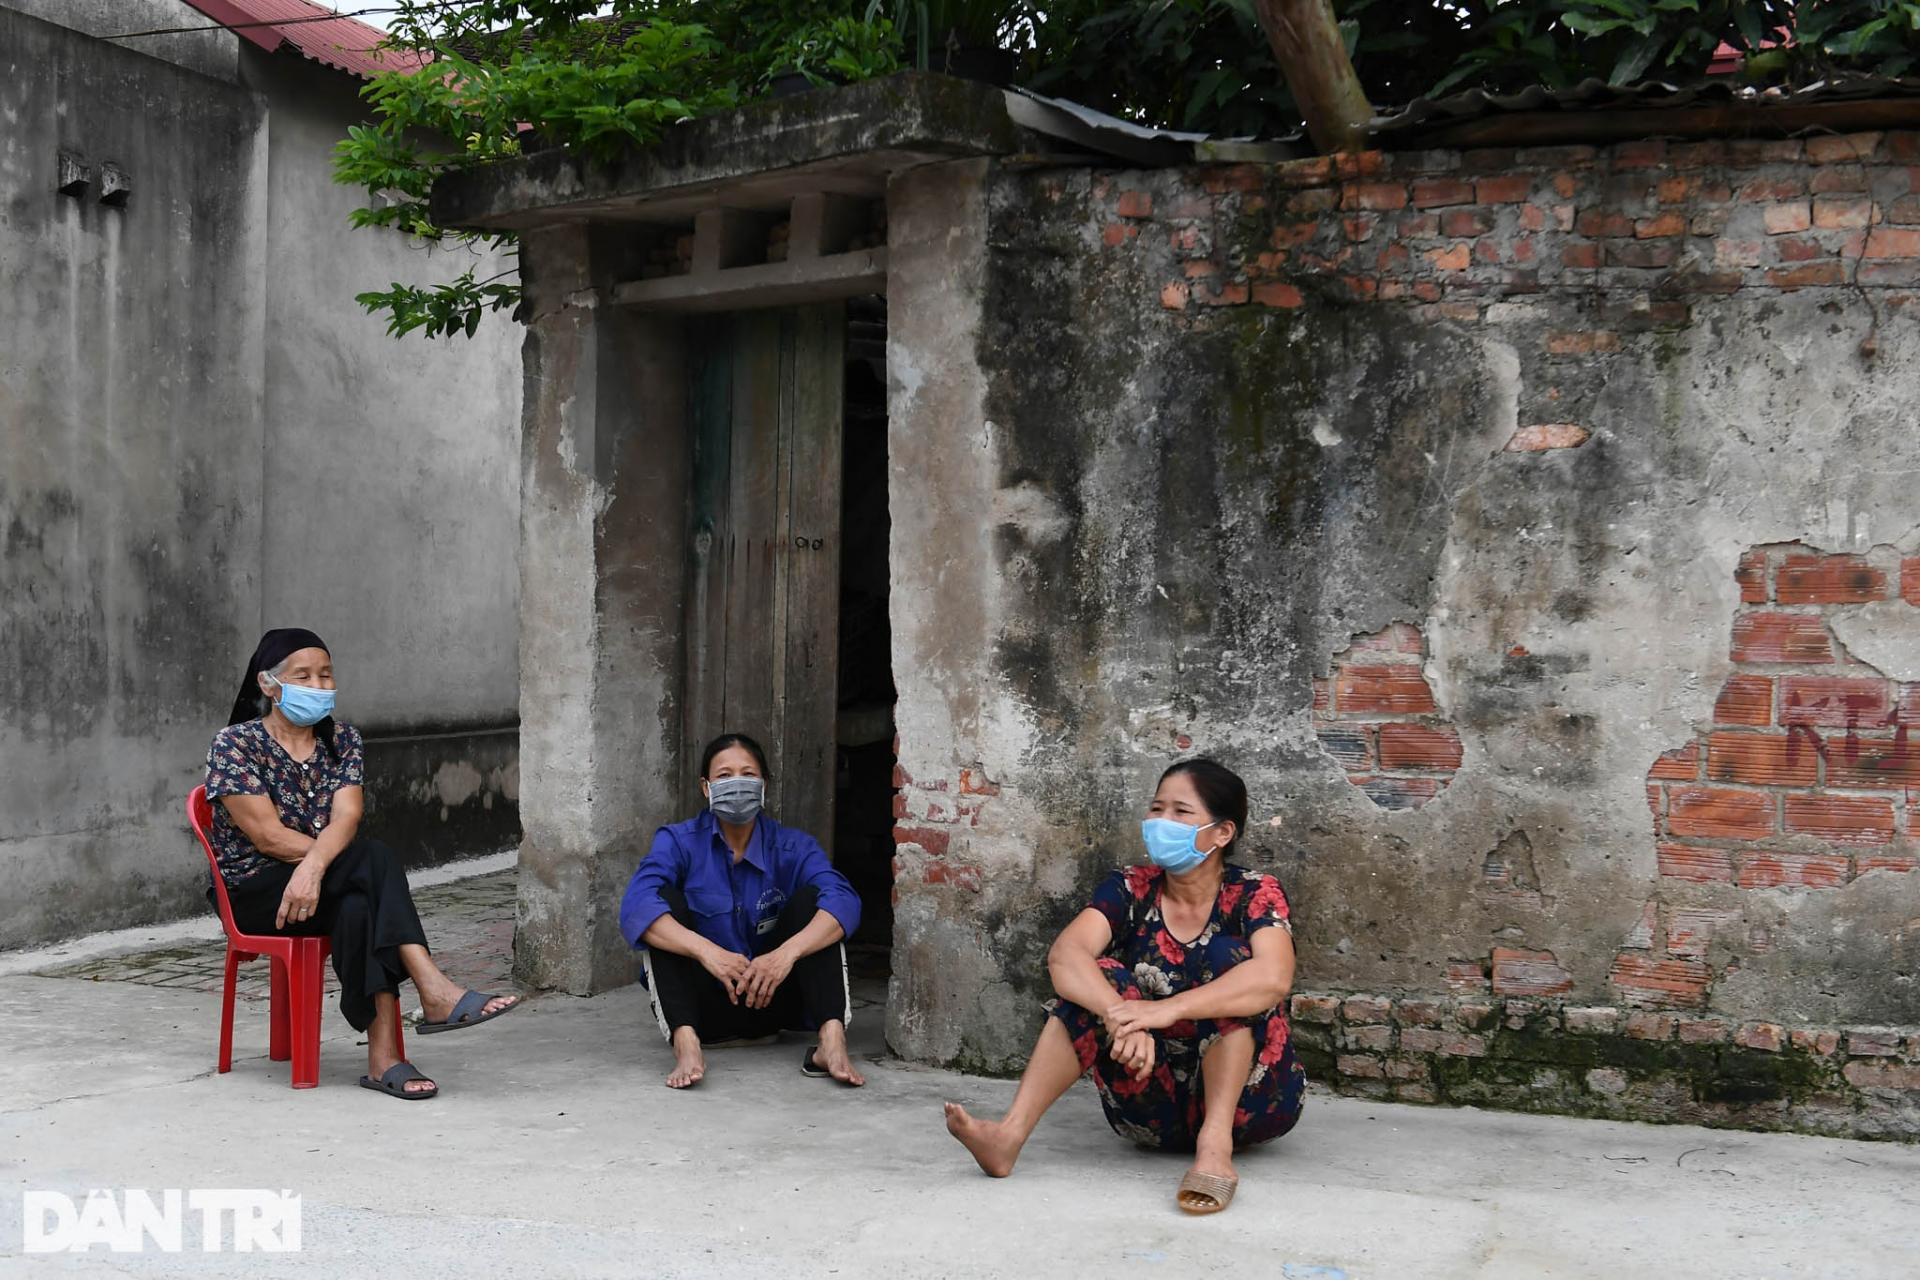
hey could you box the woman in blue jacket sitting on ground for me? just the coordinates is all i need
[619,733,865,1090]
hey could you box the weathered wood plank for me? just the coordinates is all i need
[682,313,733,812]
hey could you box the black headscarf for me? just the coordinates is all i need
[228,627,335,752]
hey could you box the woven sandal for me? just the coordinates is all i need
[1176,1170,1238,1215]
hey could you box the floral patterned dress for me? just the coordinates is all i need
[1046,863,1306,1151]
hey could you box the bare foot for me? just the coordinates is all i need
[667,1028,705,1089]
[366,1050,435,1096]
[944,1102,1024,1177]
[815,1022,866,1087]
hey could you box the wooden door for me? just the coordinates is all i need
[684,304,845,850]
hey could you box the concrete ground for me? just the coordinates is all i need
[4,866,1919,1278]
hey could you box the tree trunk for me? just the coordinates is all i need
[1252,0,1375,154]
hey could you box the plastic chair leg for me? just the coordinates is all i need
[218,949,241,1074]
[268,957,291,1062]
[290,938,326,1090]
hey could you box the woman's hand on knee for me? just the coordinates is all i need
[1108,997,1180,1039]
[275,862,323,929]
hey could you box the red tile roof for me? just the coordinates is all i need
[182,0,425,78]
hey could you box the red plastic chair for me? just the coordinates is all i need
[188,786,401,1088]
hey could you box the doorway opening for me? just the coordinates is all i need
[833,293,896,980]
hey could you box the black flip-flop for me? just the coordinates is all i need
[359,1061,437,1100]
[801,1048,831,1078]
[418,989,520,1035]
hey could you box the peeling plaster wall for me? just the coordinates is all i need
[0,11,525,948]
[0,6,268,947]
[885,139,1920,1117]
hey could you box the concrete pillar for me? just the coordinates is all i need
[514,225,690,994]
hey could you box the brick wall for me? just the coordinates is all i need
[1313,623,1461,810]
[1111,132,1920,327]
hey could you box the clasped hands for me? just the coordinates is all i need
[700,943,795,1009]
[1102,997,1182,1080]
[274,850,324,929]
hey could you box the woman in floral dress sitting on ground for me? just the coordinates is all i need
[944,758,1304,1214]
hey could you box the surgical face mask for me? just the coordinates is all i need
[707,775,765,825]
[1141,818,1219,875]
[266,673,335,727]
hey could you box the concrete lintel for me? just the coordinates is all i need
[430,73,1032,233]
[611,247,888,313]
[787,191,870,258]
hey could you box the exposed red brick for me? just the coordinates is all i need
[958,768,999,796]
[1907,557,1920,606]
[1858,853,1920,875]
[894,825,950,856]
[1505,423,1590,451]
[1412,178,1475,209]
[1736,1022,1785,1052]
[1657,843,1733,882]
[1667,787,1775,840]
[1102,223,1135,246]
[1385,1058,1430,1082]
[1116,190,1153,219]
[1270,222,1319,249]
[1737,850,1852,889]
[1611,955,1710,1009]
[1890,196,1920,225]
[1866,226,1920,258]
[1315,726,1373,771]
[1810,164,1869,194]
[1344,182,1408,211]
[1343,995,1391,1023]
[1679,1019,1730,1044]
[1714,239,1764,268]
[1344,1024,1393,1051]
[1844,1061,1920,1090]
[1336,1053,1386,1080]
[1826,741,1920,789]
[921,858,983,891]
[1426,243,1470,271]
[1730,613,1833,664]
[1812,196,1872,229]
[1440,208,1494,238]
[1160,281,1189,311]
[1783,793,1896,845]
[1197,281,1249,307]
[1519,205,1547,232]
[1763,203,1812,235]
[1575,209,1631,238]
[1390,1026,1446,1053]
[1435,1033,1488,1057]
[1807,132,1882,163]
[1790,1028,1842,1056]
[1445,961,1489,993]
[1395,999,1446,1027]
[1735,549,1770,602]
[1252,281,1304,308]
[1350,622,1424,654]
[1376,724,1463,771]
[1635,212,1687,238]
[1182,259,1218,279]
[1706,731,1818,787]
[1561,242,1602,269]
[1648,742,1701,781]
[1848,1027,1902,1056]
[1475,175,1531,204]
[1546,330,1621,354]
[1624,1011,1678,1040]
[1768,262,1848,289]
[1775,553,1888,604]
[1714,674,1775,725]
[1612,139,1668,169]
[1354,776,1443,810]
[1741,176,1808,201]
[1335,665,1438,714]
[1290,994,1341,1024]
[1728,139,1804,166]
[1490,947,1574,997]
[1330,150,1389,180]
[1899,684,1920,727]
[1311,678,1330,712]
[1780,677,1891,727]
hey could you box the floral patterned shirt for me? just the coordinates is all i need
[204,720,364,886]
[1087,863,1293,1001]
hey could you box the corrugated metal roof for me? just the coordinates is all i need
[181,0,423,78]
[1372,72,1920,137]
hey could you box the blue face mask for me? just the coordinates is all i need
[267,674,335,727]
[1141,818,1219,875]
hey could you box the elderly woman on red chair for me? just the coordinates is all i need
[204,628,518,1099]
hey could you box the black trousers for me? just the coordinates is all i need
[217,838,429,1033]
[645,885,850,1042]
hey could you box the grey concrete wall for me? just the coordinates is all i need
[0,4,268,945]
[513,226,691,995]
[3,0,240,82]
[884,142,1920,1101]
[0,12,526,949]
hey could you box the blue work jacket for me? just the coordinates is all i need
[619,810,862,959]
